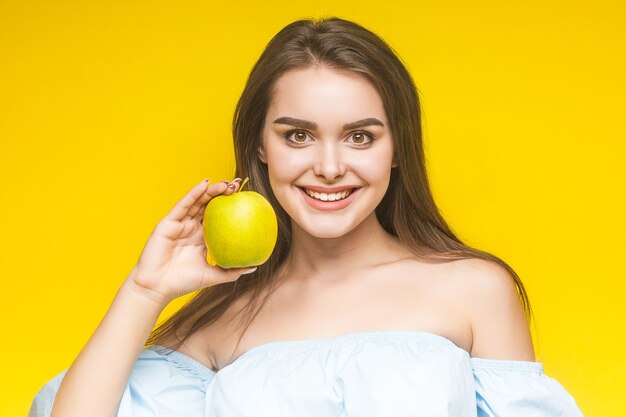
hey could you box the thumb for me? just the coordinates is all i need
[235,267,258,276]
[200,266,258,288]
[220,266,258,284]
[213,266,257,282]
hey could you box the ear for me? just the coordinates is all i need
[257,146,267,164]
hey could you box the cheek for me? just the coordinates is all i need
[266,144,312,175]
[350,148,394,181]
[265,158,303,212]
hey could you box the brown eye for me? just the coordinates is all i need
[348,130,374,146]
[294,131,307,142]
[284,129,310,144]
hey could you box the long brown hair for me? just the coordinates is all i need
[146,17,533,359]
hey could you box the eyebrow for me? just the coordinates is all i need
[272,117,384,130]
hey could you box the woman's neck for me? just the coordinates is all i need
[284,213,412,282]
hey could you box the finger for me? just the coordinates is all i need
[186,180,231,219]
[223,178,242,196]
[192,178,240,220]
[231,177,242,189]
[204,180,232,198]
[200,265,258,288]
[164,179,219,222]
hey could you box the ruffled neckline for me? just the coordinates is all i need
[147,329,543,380]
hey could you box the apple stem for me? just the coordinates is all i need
[238,177,250,192]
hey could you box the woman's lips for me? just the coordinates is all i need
[298,187,359,211]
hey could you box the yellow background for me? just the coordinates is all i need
[1,1,624,416]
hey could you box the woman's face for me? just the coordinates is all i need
[259,66,397,239]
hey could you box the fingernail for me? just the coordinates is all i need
[202,178,210,183]
[241,267,257,275]
[228,183,236,189]
[232,178,242,183]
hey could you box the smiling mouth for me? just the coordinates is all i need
[297,187,359,202]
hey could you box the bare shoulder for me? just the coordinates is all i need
[448,258,535,361]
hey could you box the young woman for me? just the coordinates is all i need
[30,17,584,417]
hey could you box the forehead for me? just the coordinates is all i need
[267,66,387,123]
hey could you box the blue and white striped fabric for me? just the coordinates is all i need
[28,331,584,417]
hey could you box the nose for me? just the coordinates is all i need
[313,141,346,180]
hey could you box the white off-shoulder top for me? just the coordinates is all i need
[28,330,584,416]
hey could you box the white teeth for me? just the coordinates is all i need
[303,188,352,201]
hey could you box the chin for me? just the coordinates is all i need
[296,215,361,239]
[305,228,350,239]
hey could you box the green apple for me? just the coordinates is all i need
[203,177,278,269]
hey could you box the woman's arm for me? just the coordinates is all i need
[48,178,255,417]
[50,268,166,417]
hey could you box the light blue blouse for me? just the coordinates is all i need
[28,330,584,417]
